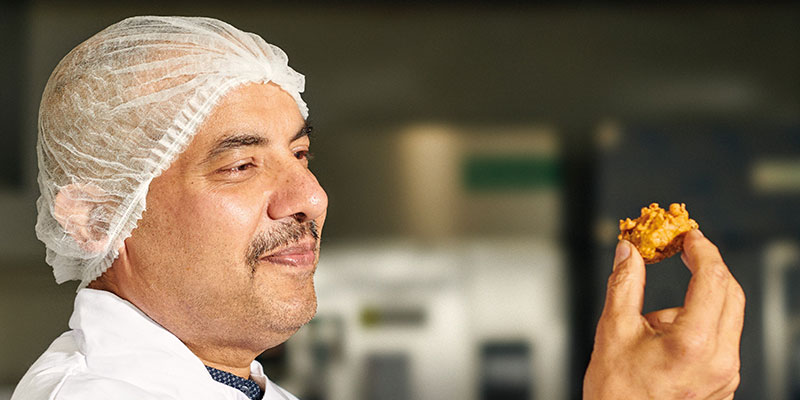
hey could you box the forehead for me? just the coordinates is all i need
[181,82,305,156]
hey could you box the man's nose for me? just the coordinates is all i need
[266,164,328,223]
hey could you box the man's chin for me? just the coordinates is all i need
[261,293,317,334]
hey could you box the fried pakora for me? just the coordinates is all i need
[618,203,699,264]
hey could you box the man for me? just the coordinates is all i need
[13,16,744,400]
[16,16,322,400]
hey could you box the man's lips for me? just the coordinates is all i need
[260,241,318,267]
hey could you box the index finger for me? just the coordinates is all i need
[675,230,731,334]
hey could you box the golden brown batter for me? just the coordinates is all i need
[618,203,699,264]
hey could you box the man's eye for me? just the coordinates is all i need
[223,163,255,173]
[295,150,313,161]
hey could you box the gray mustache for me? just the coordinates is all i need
[246,220,319,268]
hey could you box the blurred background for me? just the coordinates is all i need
[1,1,799,399]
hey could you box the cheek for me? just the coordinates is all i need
[140,186,266,268]
[182,190,265,246]
[215,196,262,228]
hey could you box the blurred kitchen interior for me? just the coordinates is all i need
[1,2,799,399]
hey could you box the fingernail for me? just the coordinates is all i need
[696,229,704,237]
[614,241,631,271]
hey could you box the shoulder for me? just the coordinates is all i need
[14,369,165,400]
[52,374,164,400]
[11,332,82,400]
[11,332,164,400]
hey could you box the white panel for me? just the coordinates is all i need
[306,238,567,400]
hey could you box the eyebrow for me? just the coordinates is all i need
[293,124,313,141]
[203,123,313,164]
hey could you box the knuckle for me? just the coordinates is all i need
[594,320,618,343]
[712,355,741,380]
[702,261,730,284]
[715,370,741,397]
[607,268,635,292]
[594,322,622,345]
[597,309,619,328]
[701,351,741,395]
[731,283,746,305]
[602,309,633,325]
[728,373,742,390]
[597,310,639,340]
[672,330,714,357]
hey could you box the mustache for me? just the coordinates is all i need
[245,220,319,268]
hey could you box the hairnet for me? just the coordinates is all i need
[36,16,308,288]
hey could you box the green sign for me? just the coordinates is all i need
[463,155,560,191]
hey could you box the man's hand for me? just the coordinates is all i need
[583,230,745,399]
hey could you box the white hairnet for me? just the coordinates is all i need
[36,16,308,288]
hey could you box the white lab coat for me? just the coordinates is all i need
[11,288,299,400]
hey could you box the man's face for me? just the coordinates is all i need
[122,83,327,352]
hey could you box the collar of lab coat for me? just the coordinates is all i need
[69,288,274,398]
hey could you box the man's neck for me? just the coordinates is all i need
[201,358,252,379]
[187,344,256,379]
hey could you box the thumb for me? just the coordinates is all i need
[600,241,646,331]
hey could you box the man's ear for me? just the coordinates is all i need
[53,183,112,254]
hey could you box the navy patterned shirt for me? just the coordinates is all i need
[205,366,265,400]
